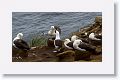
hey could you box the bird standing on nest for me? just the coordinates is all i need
[53,30,63,53]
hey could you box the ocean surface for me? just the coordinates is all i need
[12,12,102,42]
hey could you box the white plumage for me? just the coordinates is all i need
[13,33,30,50]
[73,39,86,51]
[89,33,101,40]
[71,35,79,42]
[64,39,74,49]
[54,30,62,49]
[48,26,56,36]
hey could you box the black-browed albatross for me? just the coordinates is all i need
[64,39,74,49]
[48,26,61,36]
[13,33,30,51]
[53,30,62,52]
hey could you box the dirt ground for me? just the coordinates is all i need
[12,46,102,62]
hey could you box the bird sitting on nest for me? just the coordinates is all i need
[64,39,74,50]
[73,39,96,52]
[70,35,96,52]
[47,26,61,47]
[64,35,79,50]
[12,33,30,59]
[71,35,89,43]
[48,26,61,36]
[71,35,79,42]
[89,33,101,40]
[89,32,102,45]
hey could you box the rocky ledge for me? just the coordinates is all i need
[12,16,102,62]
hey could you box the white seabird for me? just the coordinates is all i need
[64,39,74,49]
[48,26,61,36]
[71,35,79,42]
[73,39,96,52]
[89,33,101,40]
[73,40,86,51]
[54,30,62,52]
[13,33,30,51]
[71,35,89,43]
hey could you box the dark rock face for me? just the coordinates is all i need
[95,16,102,24]
[89,39,102,46]
[57,50,75,62]
[95,46,102,55]
[12,46,28,59]
[74,50,91,61]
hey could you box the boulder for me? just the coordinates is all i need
[75,50,91,61]
[89,39,102,46]
[95,46,102,55]
[95,16,102,23]
[57,50,75,62]
[12,46,28,58]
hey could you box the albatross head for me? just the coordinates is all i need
[73,39,82,45]
[71,35,79,41]
[17,33,23,39]
[64,39,71,45]
[85,32,88,35]
[89,33,95,39]
[51,26,55,30]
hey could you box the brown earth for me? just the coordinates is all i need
[12,46,102,62]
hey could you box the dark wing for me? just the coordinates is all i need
[14,39,30,50]
[80,38,89,43]
[54,26,61,34]
[54,40,62,47]
[52,37,55,40]
[78,42,96,51]
[66,41,74,48]
[95,34,102,39]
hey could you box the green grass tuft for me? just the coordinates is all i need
[30,35,47,47]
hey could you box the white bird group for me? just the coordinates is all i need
[64,35,86,51]
[64,32,101,52]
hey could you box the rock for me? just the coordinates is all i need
[89,39,102,46]
[57,47,65,53]
[95,46,102,55]
[90,54,102,62]
[12,46,18,57]
[35,56,59,62]
[12,46,28,59]
[95,16,102,23]
[19,51,28,58]
[57,50,75,62]
[75,50,91,61]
